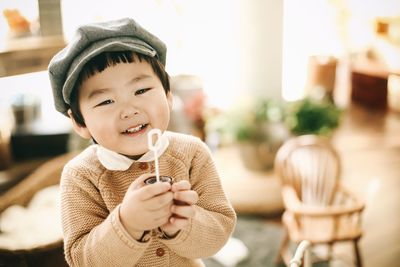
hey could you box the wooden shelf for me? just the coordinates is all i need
[0,35,66,77]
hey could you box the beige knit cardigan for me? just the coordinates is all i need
[60,131,236,266]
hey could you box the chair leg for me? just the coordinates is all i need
[275,228,290,265]
[353,239,362,267]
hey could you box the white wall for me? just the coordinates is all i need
[236,0,283,101]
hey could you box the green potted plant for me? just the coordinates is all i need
[209,97,290,171]
[284,97,342,136]
[207,96,342,171]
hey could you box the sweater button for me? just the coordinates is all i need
[156,248,165,257]
[138,162,148,170]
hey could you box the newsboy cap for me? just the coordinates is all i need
[48,17,167,116]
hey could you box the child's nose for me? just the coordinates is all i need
[120,104,139,119]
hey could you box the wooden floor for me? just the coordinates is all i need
[318,104,400,267]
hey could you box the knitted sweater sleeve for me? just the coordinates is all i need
[60,167,150,267]
[160,140,237,258]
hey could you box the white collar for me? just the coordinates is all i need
[96,133,169,171]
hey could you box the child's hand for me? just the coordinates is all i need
[160,180,198,237]
[119,173,173,238]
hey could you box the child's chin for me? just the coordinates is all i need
[118,148,146,159]
[118,146,148,158]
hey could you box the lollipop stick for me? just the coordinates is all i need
[147,129,162,182]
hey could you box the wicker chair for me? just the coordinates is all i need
[274,135,364,267]
[0,152,77,267]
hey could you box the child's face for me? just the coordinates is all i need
[72,59,173,157]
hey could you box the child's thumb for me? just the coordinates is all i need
[127,173,155,191]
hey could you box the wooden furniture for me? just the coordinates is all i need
[0,71,72,162]
[0,152,76,211]
[0,35,65,77]
[351,63,388,110]
[274,135,365,266]
[306,55,337,102]
[0,152,76,267]
[0,158,47,193]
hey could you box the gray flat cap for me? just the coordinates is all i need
[48,17,167,116]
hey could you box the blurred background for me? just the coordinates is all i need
[0,0,399,266]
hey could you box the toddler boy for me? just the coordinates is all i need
[48,18,236,267]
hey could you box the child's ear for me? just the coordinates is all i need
[67,109,92,139]
[167,91,173,111]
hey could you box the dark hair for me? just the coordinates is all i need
[69,51,170,126]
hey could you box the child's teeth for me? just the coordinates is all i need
[126,124,144,133]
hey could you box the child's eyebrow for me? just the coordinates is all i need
[86,75,152,100]
[87,88,110,100]
[127,74,152,86]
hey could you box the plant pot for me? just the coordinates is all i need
[238,142,276,171]
[238,123,290,171]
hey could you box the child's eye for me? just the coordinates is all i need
[135,88,150,95]
[95,99,114,107]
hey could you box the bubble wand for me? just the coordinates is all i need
[147,128,162,183]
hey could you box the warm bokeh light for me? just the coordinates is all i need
[282,0,400,102]
[60,0,283,109]
[1,0,399,107]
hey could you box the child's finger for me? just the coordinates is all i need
[171,204,196,219]
[127,173,156,191]
[174,190,198,205]
[146,191,174,209]
[171,180,191,192]
[168,216,189,229]
[138,182,172,201]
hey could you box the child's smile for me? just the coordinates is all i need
[123,123,148,135]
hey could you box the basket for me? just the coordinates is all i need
[0,152,77,267]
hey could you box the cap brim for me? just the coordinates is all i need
[62,37,157,105]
